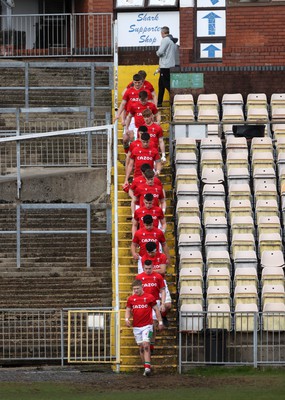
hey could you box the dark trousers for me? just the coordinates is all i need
[158,68,170,105]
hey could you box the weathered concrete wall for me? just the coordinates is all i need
[0,167,107,203]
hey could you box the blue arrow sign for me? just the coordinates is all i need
[211,0,220,4]
[203,12,221,36]
[203,44,221,58]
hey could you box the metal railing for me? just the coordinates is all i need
[0,13,113,57]
[0,62,113,111]
[68,309,118,364]
[0,123,113,198]
[0,203,111,269]
[0,308,118,365]
[179,310,285,372]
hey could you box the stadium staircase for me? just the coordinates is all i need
[112,103,178,373]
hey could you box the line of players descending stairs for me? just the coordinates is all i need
[112,105,178,372]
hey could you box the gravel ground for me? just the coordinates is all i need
[0,365,264,392]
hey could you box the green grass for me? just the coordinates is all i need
[1,367,285,400]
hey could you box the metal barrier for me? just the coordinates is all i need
[0,13,113,57]
[179,310,285,372]
[0,124,113,198]
[0,203,111,269]
[0,308,118,365]
[67,309,119,364]
[0,62,113,111]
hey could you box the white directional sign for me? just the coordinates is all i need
[200,43,223,58]
[197,10,226,37]
[197,0,225,7]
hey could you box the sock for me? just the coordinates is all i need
[144,361,151,370]
[150,344,154,352]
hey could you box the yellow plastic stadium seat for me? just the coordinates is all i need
[176,183,199,203]
[179,250,204,271]
[261,267,285,287]
[180,303,204,332]
[177,215,201,236]
[262,303,285,331]
[261,250,285,268]
[207,267,231,289]
[227,168,250,187]
[207,286,231,307]
[234,285,258,306]
[262,285,285,307]
[201,167,224,185]
[200,137,222,153]
[207,304,231,331]
[233,250,258,270]
[202,199,226,223]
[234,267,258,288]
[202,183,225,203]
[179,285,203,306]
[178,233,202,254]
[204,216,228,237]
[175,152,197,170]
[179,267,203,288]
[205,233,228,258]
[234,303,259,332]
[206,250,231,270]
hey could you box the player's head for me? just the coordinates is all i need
[132,279,143,295]
[138,70,147,80]
[143,214,153,230]
[142,108,154,124]
[140,131,150,148]
[146,241,157,256]
[139,90,148,104]
[143,259,153,275]
[144,193,154,208]
[137,125,148,137]
[144,168,155,185]
[140,163,152,175]
[132,73,143,89]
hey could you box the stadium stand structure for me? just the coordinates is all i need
[0,65,113,310]
[174,93,285,333]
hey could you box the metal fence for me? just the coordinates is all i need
[179,310,285,372]
[0,62,113,111]
[0,308,118,365]
[0,13,113,57]
[68,309,118,364]
[0,123,113,198]
[0,203,111,269]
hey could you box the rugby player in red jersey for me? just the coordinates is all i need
[131,214,170,273]
[125,279,163,377]
[136,259,166,353]
[141,241,172,328]
[142,108,166,163]
[132,193,166,237]
[124,132,162,186]
[133,168,166,212]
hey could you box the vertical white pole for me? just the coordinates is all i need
[113,18,120,373]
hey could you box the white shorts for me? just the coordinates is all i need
[160,280,172,304]
[133,324,153,344]
[124,118,137,138]
[152,300,160,320]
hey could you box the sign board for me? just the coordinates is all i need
[170,73,204,89]
[197,10,226,37]
[117,11,179,47]
[200,42,223,58]
[197,0,225,7]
